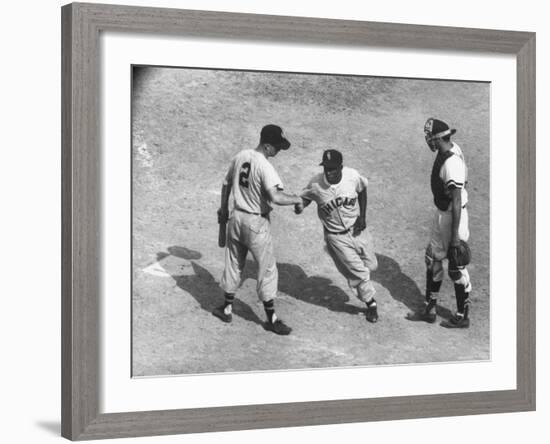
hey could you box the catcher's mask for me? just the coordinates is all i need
[424,118,456,152]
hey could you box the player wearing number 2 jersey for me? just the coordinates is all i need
[295,150,380,323]
[213,124,302,335]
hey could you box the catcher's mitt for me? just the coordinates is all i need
[447,240,471,268]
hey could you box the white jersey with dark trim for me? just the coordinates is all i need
[224,149,283,215]
[301,166,368,232]
[440,143,468,208]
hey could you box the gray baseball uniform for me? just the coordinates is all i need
[220,148,283,302]
[423,117,472,328]
[300,166,378,302]
[426,142,471,291]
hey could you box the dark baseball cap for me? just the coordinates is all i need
[424,118,457,139]
[319,149,343,168]
[260,124,291,150]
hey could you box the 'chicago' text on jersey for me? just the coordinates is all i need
[320,196,357,216]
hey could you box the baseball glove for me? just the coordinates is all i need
[447,240,471,267]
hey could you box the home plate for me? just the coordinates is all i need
[142,262,171,277]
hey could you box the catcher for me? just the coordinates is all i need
[422,118,472,328]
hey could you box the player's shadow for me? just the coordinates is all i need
[242,260,363,315]
[158,246,264,326]
[371,254,453,321]
[158,247,454,323]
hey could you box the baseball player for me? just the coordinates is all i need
[213,124,302,335]
[422,118,472,328]
[295,149,379,323]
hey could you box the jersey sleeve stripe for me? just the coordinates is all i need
[446,179,464,187]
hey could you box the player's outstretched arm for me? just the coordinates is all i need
[294,197,311,214]
[266,186,302,206]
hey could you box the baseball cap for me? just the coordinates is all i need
[424,118,457,139]
[319,149,343,168]
[260,124,291,150]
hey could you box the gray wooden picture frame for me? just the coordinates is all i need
[61,2,536,440]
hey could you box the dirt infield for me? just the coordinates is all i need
[131,67,490,376]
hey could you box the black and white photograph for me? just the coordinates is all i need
[2,0,544,443]
[131,66,490,376]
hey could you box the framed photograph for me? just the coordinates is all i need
[61,2,535,440]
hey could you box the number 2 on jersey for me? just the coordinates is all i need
[239,162,251,188]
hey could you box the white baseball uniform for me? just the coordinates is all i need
[427,142,471,291]
[220,149,283,302]
[301,167,378,302]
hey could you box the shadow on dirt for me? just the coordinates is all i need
[372,254,453,321]
[159,247,264,326]
[158,247,453,324]
[242,260,363,315]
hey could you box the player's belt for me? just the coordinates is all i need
[324,227,352,235]
[235,208,269,218]
[441,203,468,212]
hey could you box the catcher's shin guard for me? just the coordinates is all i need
[425,269,442,301]
[423,269,441,323]
[448,267,472,293]
[454,284,471,317]
[446,284,471,329]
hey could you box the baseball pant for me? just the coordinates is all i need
[324,228,378,302]
[426,207,471,290]
[220,210,278,302]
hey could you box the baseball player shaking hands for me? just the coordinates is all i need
[422,118,472,328]
[214,124,302,335]
[295,150,379,323]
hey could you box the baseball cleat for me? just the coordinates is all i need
[365,305,378,323]
[445,314,470,329]
[422,312,437,324]
[422,300,437,323]
[264,319,292,335]
[212,306,232,323]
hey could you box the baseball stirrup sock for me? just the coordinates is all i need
[366,298,377,308]
[263,300,277,323]
[223,293,235,314]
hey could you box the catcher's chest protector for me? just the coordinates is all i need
[430,151,455,211]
